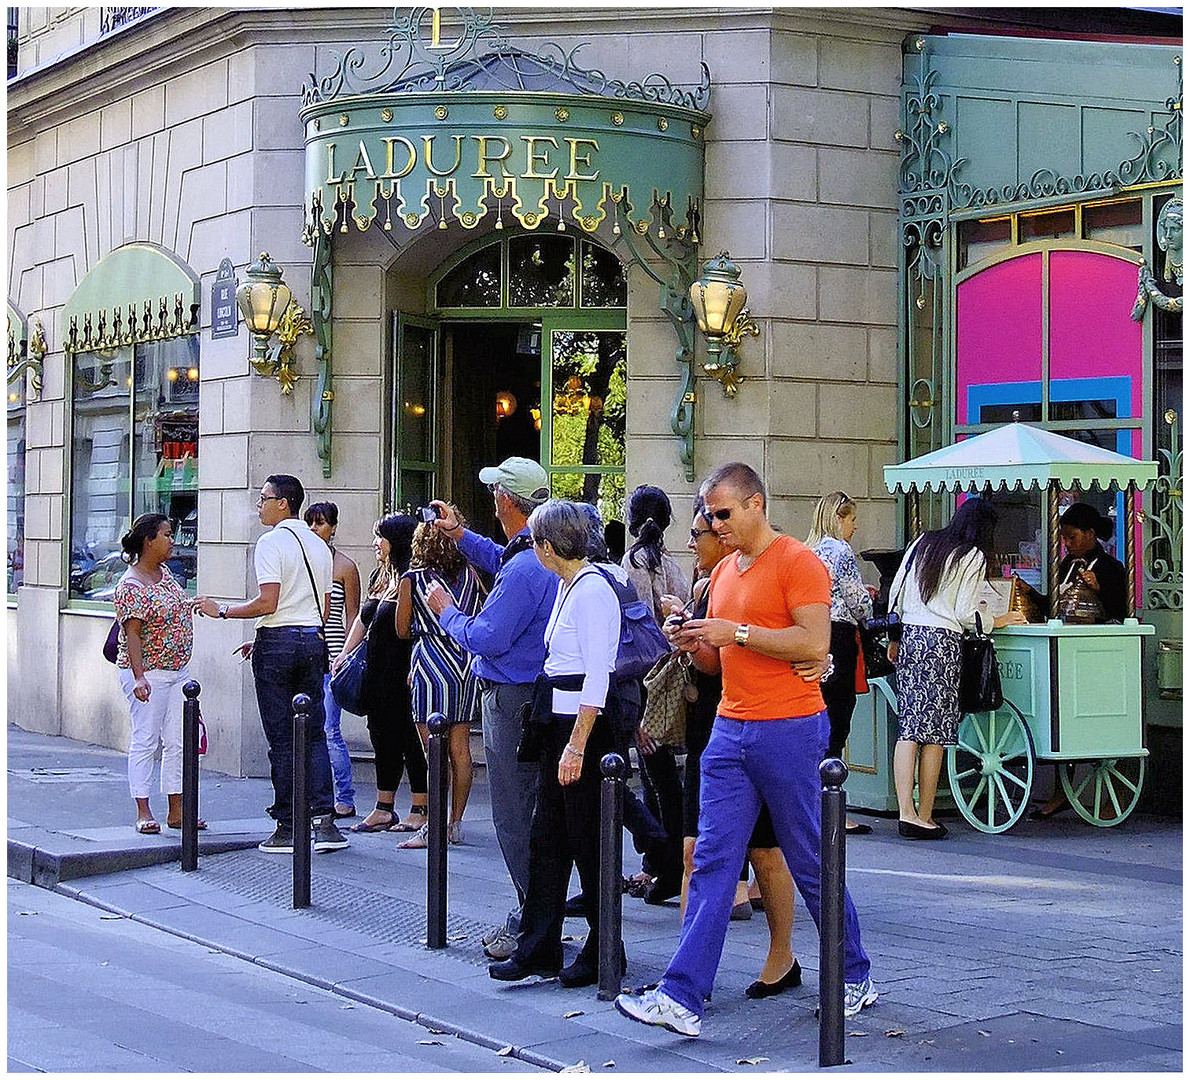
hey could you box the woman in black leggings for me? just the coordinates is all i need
[333,514,428,833]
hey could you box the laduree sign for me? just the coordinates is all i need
[299,9,709,241]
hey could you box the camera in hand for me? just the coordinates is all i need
[857,612,901,680]
[416,506,439,524]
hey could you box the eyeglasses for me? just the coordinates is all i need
[690,528,715,540]
[256,494,283,507]
[488,483,503,495]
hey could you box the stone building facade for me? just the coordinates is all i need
[7,7,1181,791]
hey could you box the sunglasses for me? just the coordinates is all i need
[690,527,715,540]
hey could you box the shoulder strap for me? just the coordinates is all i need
[285,526,323,613]
[501,534,533,565]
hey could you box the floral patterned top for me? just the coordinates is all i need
[114,568,194,671]
[811,536,873,627]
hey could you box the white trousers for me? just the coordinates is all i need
[117,667,190,798]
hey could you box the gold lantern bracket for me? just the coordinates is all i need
[252,302,314,395]
[689,251,760,398]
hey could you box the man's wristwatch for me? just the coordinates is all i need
[734,623,750,647]
[218,603,229,619]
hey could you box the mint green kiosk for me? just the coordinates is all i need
[846,422,1157,832]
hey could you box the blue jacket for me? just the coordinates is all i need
[439,526,556,685]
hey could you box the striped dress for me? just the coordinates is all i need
[325,579,348,658]
[406,565,484,726]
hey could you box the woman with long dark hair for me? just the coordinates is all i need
[113,513,202,834]
[888,498,1024,839]
[621,484,688,903]
[332,513,428,834]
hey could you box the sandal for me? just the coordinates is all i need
[388,806,428,833]
[625,872,654,898]
[350,801,396,833]
[448,821,464,845]
[135,819,160,835]
[397,823,429,849]
[166,818,207,830]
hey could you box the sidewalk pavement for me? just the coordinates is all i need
[7,724,1182,1072]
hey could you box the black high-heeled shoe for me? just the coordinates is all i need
[745,959,802,999]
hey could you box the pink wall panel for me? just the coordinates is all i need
[1049,250,1144,419]
[955,254,1044,424]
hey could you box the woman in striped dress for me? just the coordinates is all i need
[306,502,361,819]
[396,507,485,847]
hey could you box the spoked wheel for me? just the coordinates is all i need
[947,701,1035,834]
[1058,756,1146,827]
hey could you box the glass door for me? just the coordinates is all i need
[540,312,626,522]
[392,313,440,511]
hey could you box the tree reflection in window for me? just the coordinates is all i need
[509,236,574,307]
[551,330,626,506]
[437,243,501,307]
[580,241,627,307]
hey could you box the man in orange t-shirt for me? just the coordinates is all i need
[616,462,874,1038]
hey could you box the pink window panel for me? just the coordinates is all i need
[1049,250,1144,420]
[955,253,1044,425]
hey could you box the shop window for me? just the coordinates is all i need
[957,217,1012,271]
[1083,199,1143,251]
[436,243,500,308]
[580,241,628,307]
[7,373,25,593]
[1020,209,1075,243]
[69,337,198,601]
[509,236,575,307]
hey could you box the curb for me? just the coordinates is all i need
[48,881,572,1073]
[7,836,262,888]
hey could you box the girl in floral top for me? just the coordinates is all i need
[807,492,875,835]
[113,513,201,834]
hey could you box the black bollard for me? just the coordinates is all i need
[181,680,201,872]
[426,711,450,949]
[292,693,312,909]
[597,752,627,1001]
[818,757,848,1068]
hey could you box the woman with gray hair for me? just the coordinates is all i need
[490,499,627,990]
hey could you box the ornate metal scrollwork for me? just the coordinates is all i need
[250,302,313,397]
[310,229,334,478]
[6,315,43,401]
[1144,409,1183,611]
[612,192,700,482]
[301,7,710,111]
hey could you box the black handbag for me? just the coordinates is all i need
[958,630,1003,714]
[102,619,121,664]
[329,638,369,715]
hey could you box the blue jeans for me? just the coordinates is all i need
[251,627,334,828]
[660,712,871,1017]
[322,673,355,809]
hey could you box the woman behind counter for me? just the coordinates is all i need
[1031,501,1128,820]
[489,499,626,990]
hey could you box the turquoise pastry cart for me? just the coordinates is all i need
[865,422,1160,833]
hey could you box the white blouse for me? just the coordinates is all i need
[889,536,989,635]
[543,565,621,716]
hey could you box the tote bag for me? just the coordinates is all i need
[958,630,1003,714]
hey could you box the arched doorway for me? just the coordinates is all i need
[394,232,627,534]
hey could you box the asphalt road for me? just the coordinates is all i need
[7,879,546,1074]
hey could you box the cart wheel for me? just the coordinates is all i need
[1058,757,1146,827]
[947,702,1034,834]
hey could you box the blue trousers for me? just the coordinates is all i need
[660,712,871,1017]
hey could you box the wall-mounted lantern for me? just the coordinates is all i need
[235,252,313,395]
[688,251,760,397]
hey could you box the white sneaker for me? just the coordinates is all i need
[615,987,701,1037]
[843,977,878,1018]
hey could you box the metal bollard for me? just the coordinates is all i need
[597,752,627,1001]
[292,693,312,909]
[818,756,848,1068]
[426,712,450,949]
[181,680,201,872]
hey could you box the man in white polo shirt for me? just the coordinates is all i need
[197,474,346,854]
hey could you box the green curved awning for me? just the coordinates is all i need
[299,12,709,242]
[61,243,200,353]
[884,422,1159,494]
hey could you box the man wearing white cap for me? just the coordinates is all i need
[426,457,556,959]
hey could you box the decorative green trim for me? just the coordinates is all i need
[1145,409,1183,611]
[612,194,699,482]
[310,229,334,478]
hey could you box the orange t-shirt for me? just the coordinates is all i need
[707,533,830,721]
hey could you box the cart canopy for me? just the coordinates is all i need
[884,422,1158,495]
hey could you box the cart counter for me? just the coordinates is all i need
[993,621,1154,760]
